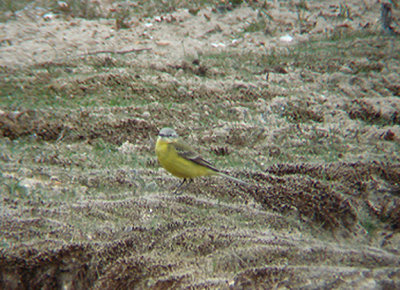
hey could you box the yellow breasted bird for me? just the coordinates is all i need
[155,127,246,193]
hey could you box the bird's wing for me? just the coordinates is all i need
[173,139,219,172]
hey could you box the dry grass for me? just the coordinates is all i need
[1,0,400,288]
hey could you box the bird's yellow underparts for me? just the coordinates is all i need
[155,127,246,193]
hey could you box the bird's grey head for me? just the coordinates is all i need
[158,127,179,138]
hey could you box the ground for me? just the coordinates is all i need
[1,0,400,288]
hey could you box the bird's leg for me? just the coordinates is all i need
[173,178,186,195]
[173,178,192,195]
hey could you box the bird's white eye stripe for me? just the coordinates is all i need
[159,128,178,138]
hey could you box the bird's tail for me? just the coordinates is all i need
[216,172,248,185]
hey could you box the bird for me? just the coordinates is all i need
[155,127,247,193]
